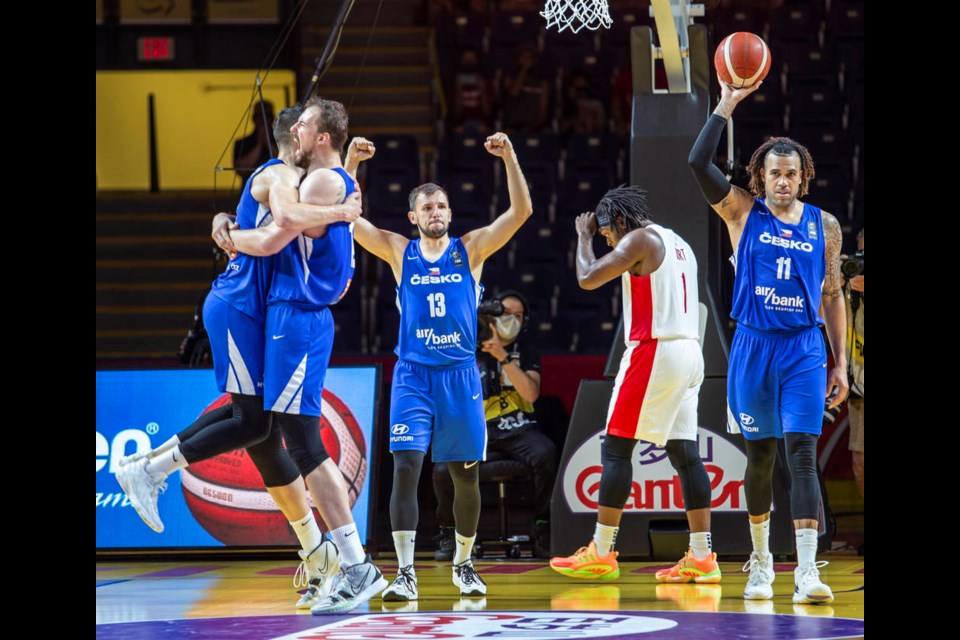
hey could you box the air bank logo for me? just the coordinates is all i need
[416,327,462,348]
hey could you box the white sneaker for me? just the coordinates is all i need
[116,458,167,533]
[453,561,487,597]
[311,556,389,615]
[381,565,418,602]
[742,551,775,600]
[294,540,341,609]
[793,561,834,604]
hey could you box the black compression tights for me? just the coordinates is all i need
[665,439,712,511]
[390,450,425,531]
[743,438,778,516]
[785,432,820,521]
[178,394,270,464]
[447,461,480,537]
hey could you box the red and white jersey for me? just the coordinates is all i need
[621,223,699,344]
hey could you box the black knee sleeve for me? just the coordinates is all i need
[665,440,712,511]
[177,404,233,442]
[274,412,328,477]
[178,394,271,463]
[785,432,820,521]
[390,450,424,531]
[743,438,778,516]
[598,434,638,509]
[245,425,300,487]
[447,461,481,537]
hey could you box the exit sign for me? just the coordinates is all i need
[137,37,175,62]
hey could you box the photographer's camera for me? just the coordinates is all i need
[477,299,505,345]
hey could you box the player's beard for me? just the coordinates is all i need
[418,220,448,239]
[294,144,312,169]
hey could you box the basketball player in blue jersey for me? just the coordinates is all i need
[120,104,368,612]
[224,97,388,615]
[688,77,848,605]
[345,132,533,601]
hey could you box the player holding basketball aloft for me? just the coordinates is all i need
[342,132,533,603]
[549,186,720,585]
[688,77,847,605]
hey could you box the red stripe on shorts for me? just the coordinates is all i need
[607,339,658,438]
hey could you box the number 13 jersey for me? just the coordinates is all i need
[395,237,482,367]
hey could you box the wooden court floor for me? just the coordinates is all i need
[96,553,864,639]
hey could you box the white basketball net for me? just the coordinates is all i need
[541,0,612,33]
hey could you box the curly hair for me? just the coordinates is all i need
[746,137,815,199]
[595,184,652,232]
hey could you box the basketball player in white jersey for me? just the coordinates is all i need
[550,186,720,584]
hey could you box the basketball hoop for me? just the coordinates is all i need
[541,0,612,33]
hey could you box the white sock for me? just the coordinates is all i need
[453,532,475,565]
[331,523,366,567]
[145,446,188,477]
[393,531,416,569]
[689,531,712,560]
[750,519,770,554]
[290,512,324,555]
[150,435,181,458]
[795,528,819,570]
[593,523,618,557]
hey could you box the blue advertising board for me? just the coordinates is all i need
[96,367,380,549]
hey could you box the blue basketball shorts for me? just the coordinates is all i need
[389,359,487,462]
[263,302,334,417]
[203,293,264,396]
[726,324,827,440]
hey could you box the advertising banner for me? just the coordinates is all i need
[96,366,380,549]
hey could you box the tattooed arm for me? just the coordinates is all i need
[820,211,849,409]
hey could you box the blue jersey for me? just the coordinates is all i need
[395,237,482,367]
[267,167,356,309]
[209,158,282,322]
[731,199,825,332]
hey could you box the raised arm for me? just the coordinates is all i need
[344,136,376,180]
[462,132,534,267]
[820,212,849,409]
[353,217,409,283]
[574,212,654,290]
[688,76,763,232]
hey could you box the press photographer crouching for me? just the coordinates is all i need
[433,290,557,559]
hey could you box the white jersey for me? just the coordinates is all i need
[621,223,699,344]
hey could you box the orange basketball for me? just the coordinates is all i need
[714,32,771,89]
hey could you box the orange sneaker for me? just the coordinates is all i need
[655,549,722,583]
[550,541,620,580]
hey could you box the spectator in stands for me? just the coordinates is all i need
[234,101,275,185]
[502,45,551,133]
[561,69,608,139]
[433,289,556,559]
[450,47,494,134]
[611,67,632,137]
